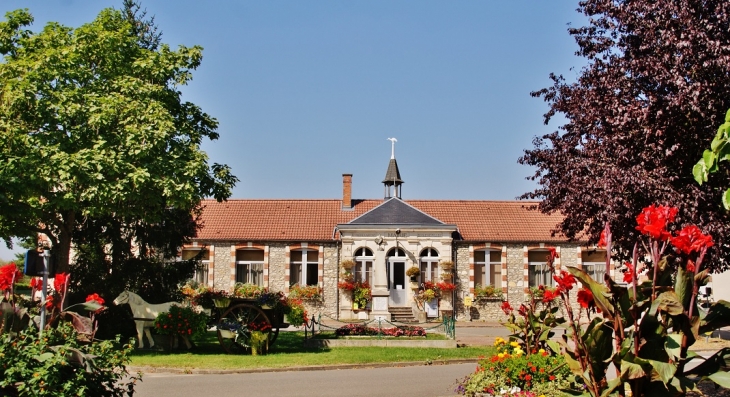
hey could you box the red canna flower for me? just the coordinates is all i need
[548,247,559,261]
[671,225,714,255]
[623,262,636,284]
[635,204,678,241]
[501,301,513,315]
[53,273,69,293]
[45,295,55,310]
[577,288,594,309]
[598,230,607,248]
[542,288,558,304]
[30,277,41,289]
[686,259,696,273]
[553,271,576,292]
[85,293,105,305]
[0,263,23,292]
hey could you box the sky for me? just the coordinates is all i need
[0,1,588,260]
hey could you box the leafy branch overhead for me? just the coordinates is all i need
[694,109,730,209]
[0,8,237,270]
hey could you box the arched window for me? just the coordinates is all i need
[291,249,318,286]
[475,249,501,288]
[528,250,552,287]
[181,248,211,286]
[236,249,264,286]
[353,248,373,284]
[582,250,607,282]
[419,248,439,283]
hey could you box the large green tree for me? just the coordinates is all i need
[520,0,730,271]
[0,8,237,271]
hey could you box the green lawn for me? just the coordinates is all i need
[129,331,493,370]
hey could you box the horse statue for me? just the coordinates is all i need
[113,290,191,349]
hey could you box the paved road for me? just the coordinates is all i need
[134,363,477,397]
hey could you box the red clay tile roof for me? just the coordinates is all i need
[196,199,574,243]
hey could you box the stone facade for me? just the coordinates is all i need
[190,239,614,323]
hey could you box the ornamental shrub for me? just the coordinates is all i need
[154,305,209,339]
[0,322,138,396]
[285,298,308,327]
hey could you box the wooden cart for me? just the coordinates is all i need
[215,298,288,354]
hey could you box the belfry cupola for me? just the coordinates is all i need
[383,137,403,199]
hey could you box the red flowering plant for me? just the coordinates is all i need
[456,336,573,397]
[547,204,730,396]
[501,280,565,356]
[153,305,209,340]
[288,284,323,301]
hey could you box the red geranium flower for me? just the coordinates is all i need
[577,288,594,309]
[85,293,105,306]
[671,225,714,255]
[0,263,23,292]
[635,204,678,241]
[53,273,69,293]
[553,271,576,292]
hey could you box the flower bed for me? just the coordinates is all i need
[456,337,572,397]
[334,323,426,337]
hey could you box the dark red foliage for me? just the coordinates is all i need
[519,0,730,271]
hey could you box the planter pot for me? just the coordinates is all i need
[218,329,236,339]
[213,298,231,309]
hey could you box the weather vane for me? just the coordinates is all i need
[387,137,397,159]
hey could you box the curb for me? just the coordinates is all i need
[129,358,479,375]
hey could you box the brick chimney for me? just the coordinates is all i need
[342,174,352,209]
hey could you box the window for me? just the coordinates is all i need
[419,248,439,283]
[182,249,210,286]
[236,250,264,286]
[353,248,373,284]
[290,249,318,286]
[475,249,501,288]
[528,250,552,287]
[582,250,607,282]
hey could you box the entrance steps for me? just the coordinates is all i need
[388,307,418,323]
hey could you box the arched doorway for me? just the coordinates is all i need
[387,248,407,306]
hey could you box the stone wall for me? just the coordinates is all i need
[213,244,232,290]
[268,243,287,293]
[454,245,470,320]
[506,244,525,305]
[320,243,339,317]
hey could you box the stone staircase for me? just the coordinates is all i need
[388,307,418,323]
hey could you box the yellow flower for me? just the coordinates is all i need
[494,337,505,346]
[538,348,546,354]
[498,353,505,358]
[510,341,519,348]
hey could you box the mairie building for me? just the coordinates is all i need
[183,150,610,322]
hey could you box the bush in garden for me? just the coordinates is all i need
[154,305,209,339]
[285,298,308,327]
[0,263,138,396]
[456,337,572,397]
[334,323,426,337]
[0,323,138,396]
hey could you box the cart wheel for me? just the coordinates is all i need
[217,304,272,354]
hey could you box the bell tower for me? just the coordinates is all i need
[383,137,403,199]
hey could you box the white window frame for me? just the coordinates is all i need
[291,249,318,287]
[180,248,211,286]
[475,249,501,288]
[419,248,439,283]
[354,248,374,284]
[235,250,264,286]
